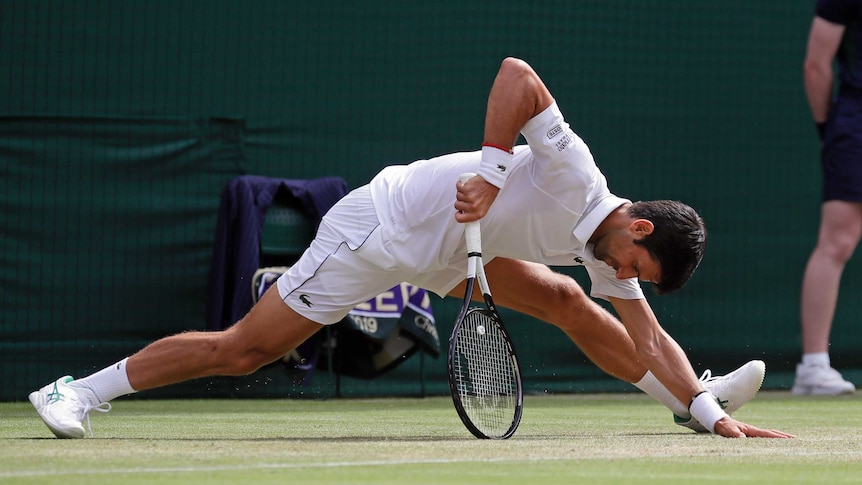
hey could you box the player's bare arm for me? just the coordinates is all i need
[609,297,704,406]
[455,57,554,223]
[610,296,793,438]
[483,57,554,150]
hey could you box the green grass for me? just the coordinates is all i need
[1,392,861,484]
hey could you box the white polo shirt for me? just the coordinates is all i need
[369,101,644,301]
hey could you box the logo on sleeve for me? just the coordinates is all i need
[573,257,584,264]
[547,124,563,139]
[555,134,572,151]
[299,294,313,307]
[497,164,507,173]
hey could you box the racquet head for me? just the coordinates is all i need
[448,307,523,439]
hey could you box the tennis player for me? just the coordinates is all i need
[30,57,793,439]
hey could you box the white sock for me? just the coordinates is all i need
[801,352,830,368]
[633,370,689,417]
[69,357,137,403]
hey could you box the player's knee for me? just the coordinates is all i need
[222,349,275,376]
[229,354,270,376]
[545,278,595,328]
[208,334,273,376]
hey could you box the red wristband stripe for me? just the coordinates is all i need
[481,142,513,154]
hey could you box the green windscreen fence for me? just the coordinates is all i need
[2,0,860,401]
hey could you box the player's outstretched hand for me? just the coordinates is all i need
[455,175,499,223]
[713,416,795,438]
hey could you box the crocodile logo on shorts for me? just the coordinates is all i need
[299,294,313,307]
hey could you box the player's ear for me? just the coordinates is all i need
[629,219,654,236]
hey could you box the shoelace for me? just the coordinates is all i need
[672,370,719,427]
[78,401,112,438]
[696,369,731,410]
[698,369,714,383]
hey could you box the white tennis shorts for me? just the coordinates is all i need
[276,185,466,325]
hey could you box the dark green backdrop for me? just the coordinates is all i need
[2,0,859,401]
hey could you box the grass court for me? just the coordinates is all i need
[1,391,860,484]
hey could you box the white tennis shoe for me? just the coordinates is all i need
[673,360,766,433]
[791,363,855,396]
[29,376,112,439]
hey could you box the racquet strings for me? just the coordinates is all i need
[452,309,519,437]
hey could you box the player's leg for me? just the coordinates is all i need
[486,258,644,382]
[126,285,322,391]
[30,184,401,438]
[28,285,323,439]
[794,200,862,395]
[450,258,765,432]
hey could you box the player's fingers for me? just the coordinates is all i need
[454,185,477,209]
[741,425,795,439]
[455,208,479,223]
[454,197,488,221]
[454,199,476,216]
[721,427,746,438]
[713,417,745,437]
[751,428,795,439]
[455,185,469,200]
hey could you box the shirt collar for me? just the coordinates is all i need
[573,194,630,246]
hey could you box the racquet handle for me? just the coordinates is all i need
[458,172,482,254]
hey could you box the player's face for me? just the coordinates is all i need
[593,230,660,284]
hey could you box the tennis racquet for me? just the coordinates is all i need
[447,172,524,440]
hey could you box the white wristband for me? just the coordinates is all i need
[477,145,513,189]
[689,392,729,434]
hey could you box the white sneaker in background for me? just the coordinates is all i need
[792,364,855,396]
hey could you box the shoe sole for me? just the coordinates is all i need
[791,385,856,396]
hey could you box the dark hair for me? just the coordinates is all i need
[627,200,707,294]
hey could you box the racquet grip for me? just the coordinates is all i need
[458,173,482,254]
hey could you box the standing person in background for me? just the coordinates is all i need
[794,0,861,395]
